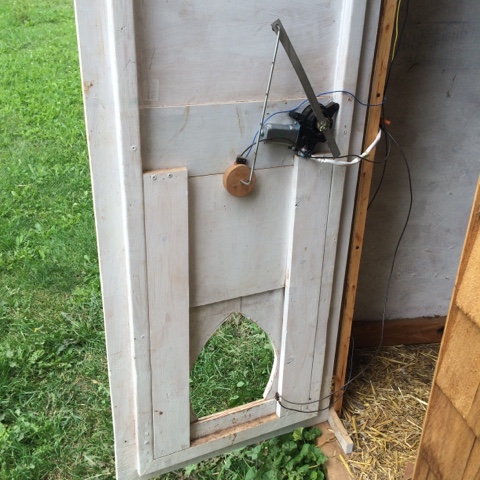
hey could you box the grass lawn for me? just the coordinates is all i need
[0,2,327,478]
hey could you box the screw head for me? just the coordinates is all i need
[152,175,157,181]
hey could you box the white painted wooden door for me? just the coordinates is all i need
[74,1,381,478]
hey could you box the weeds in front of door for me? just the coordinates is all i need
[178,427,327,480]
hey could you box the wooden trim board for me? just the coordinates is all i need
[350,316,446,348]
[328,408,354,455]
[316,421,354,480]
[333,0,398,414]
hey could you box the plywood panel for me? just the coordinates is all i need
[189,288,284,404]
[143,168,190,458]
[140,100,299,176]
[135,0,340,107]
[189,167,293,307]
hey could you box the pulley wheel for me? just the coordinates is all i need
[223,164,256,197]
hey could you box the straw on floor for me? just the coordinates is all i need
[341,344,440,479]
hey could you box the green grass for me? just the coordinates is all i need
[191,316,274,418]
[0,1,114,478]
[0,2,326,478]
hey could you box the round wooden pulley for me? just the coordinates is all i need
[223,164,256,197]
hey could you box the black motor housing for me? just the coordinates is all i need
[289,101,340,156]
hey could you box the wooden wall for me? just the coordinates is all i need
[414,178,480,479]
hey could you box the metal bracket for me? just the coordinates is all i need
[271,19,341,158]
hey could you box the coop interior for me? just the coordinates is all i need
[74,0,480,479]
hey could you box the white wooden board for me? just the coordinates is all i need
[135,1,339,107]
[74,0,382,477]
[189,166,293,306]
[143,168,190,458]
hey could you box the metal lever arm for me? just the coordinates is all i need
[271,19,341,158]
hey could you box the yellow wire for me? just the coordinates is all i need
[391,0,403,61]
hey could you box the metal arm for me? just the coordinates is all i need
[271,18,341,158]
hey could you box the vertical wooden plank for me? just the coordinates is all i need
[75,0,150,477]
[333,0,398,413]
[319,0,382,413]
[308,0,368,402]
[143,168,190,458]
[277,157,332,415]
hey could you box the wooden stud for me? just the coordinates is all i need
[333,0,398,414]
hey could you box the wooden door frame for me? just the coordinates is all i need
[333,0,398,414]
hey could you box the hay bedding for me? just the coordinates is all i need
[341,344,440,479]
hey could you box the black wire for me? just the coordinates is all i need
[275,130,413,414]
[369,0,410,208]
[275,336,356,412]
[368,126,392,210]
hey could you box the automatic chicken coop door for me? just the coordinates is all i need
[74,1,382,478]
